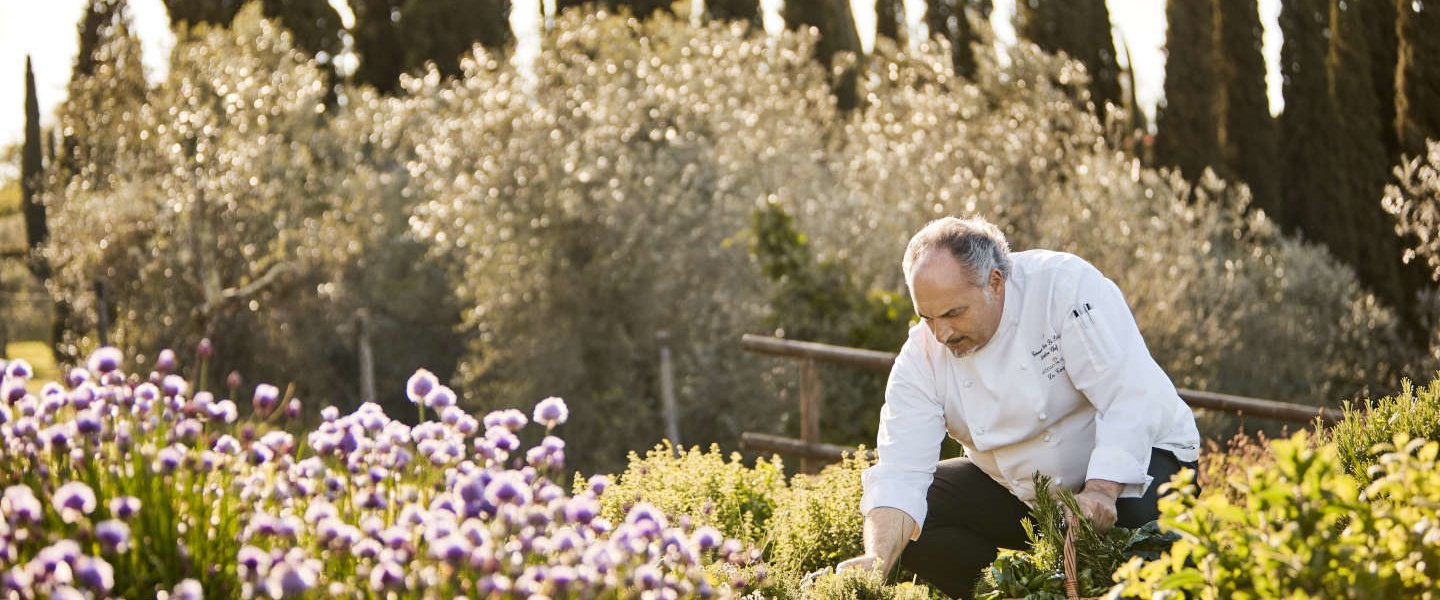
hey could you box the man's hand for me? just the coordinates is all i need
[839,507,916,578]
[835,554,883,573]
[1075,479,1122,532]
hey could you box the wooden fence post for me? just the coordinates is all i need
[800,358,822,474]
[357,308,376,405]
[657,330,682,449]
[93,279,109,346]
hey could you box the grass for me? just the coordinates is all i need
[6,340,59,394]
[0,179,19,216]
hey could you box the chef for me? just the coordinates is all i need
[837,215,1201,598]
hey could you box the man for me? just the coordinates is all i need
[837,216,1200,598]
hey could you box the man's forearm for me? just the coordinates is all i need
[862,507,917,576]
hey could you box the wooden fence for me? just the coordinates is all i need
[738,334,1341,472]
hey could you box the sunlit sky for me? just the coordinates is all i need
[0,0,1283,182]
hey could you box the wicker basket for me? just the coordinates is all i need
[1004,510,1105,600]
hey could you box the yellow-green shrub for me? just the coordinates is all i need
[593,442,787,547]
[1115,431,1440,598]
[1331,377,1440,483]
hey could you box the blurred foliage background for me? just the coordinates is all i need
[2,0,1439,473]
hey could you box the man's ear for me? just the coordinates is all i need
[988,268,1004,295]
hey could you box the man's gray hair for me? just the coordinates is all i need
[902,216,1013,288]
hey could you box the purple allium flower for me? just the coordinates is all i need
[425,385,457,410]
[369,559,406,591]
[548,564,578,590]
[285,398,301,419]
[174,419,204,443]
[108,497,141,520]
[352,539,382,560]
[533,397,568,428]
[483,472,533,507]
[66,367,90,387]
[5,359,33,380]
[205,399,237,424]
[156,446,183,474]
[634,564,663,590]
[53,481,97,521]
[74,555,114,592]
[0,405,11,425]
[213,435,241,455]
[226,370,242,390]
[161,375,187,398]
[379,526,409,549]
[564,495,599,524]
[69,383,96,410]
[74,410,102,436]
[265,560,317,598]
[95,520,131,552]
[196,338,213,360]
[4,486,43,523]
[170,579,203,600]
[237,545,270,574]
[428,535,470,564]
[1,380,24,403]
[320,406,339,421]
[477,575,512,595]
[249,444,275,466]
[456,414,479,435]
[155,349,177,374]
[252,384,280,415]
[588,475,612,497]
[692,526,723,551]
[259,431,295,454]
[44,426,72,450]
[134,383,160,403]
[49,586,85,600]
[439,405,465,426]
[406,369,438,405]
[304,501,337,523]
[485,427,520,453]
[40,381,65,400]
[1,567,32,592]
[483,409,524,431]
[87,347,123,375]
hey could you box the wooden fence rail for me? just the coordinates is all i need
[740,334,1341,471]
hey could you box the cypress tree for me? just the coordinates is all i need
[707,0,760,24]
[399,0,511,79]
[1330,0,1425,316]
[351,0,406,93]
[1016,0,1122,119]
[1396,0,1440,155]
[1155,0,1224,182]
[1278,0,1345,239]
[876,0,904,43]
[164,0,343,100]
[1218,0,1279,214]
[784,0,864,111]
[21,57,46,255]
[925,0,978,79]
[1363,0,1400,162]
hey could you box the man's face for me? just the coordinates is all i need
[910,250,1006,358]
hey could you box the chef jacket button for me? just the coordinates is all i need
[1037,411,1048,420]
[963,380,973,389]
[1043,433,1053,443]
[976,426,987,435]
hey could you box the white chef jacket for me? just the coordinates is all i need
[859,249,1201,535]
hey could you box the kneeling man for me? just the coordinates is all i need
[839,216,1200,598]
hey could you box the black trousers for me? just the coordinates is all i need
[898,448,1197,599]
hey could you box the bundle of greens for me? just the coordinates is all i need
[974,476,1180,600]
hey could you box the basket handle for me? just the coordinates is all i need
[1062,508,1081,600]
